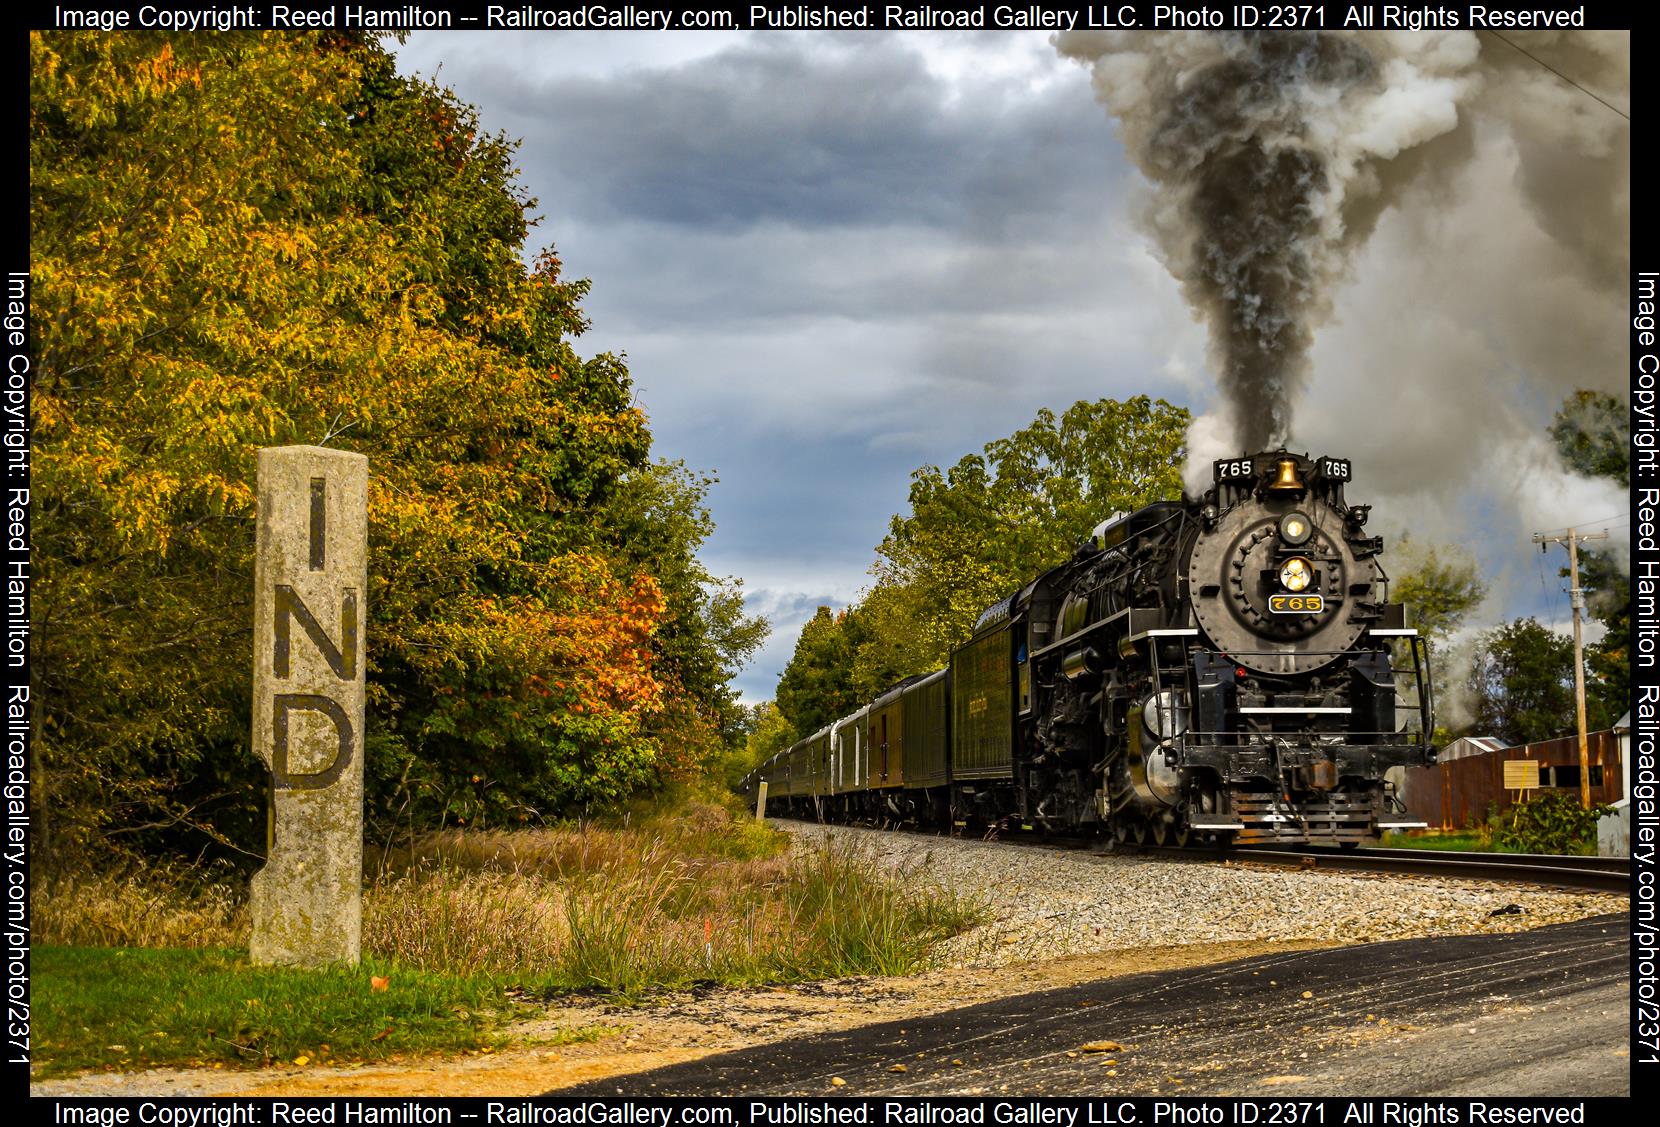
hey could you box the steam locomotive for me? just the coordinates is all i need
[742,451,1434,847]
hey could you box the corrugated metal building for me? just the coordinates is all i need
[1401,728,1625,830]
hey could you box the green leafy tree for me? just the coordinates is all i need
[1388,539,1486,747]
[1462,618,1606,746]
[1548,390,1630,727]
[1390,538,1487,654]
[853,397,1189,686]
[774,606,866,738]
[726,701,796,788]
[1550,390,1629,481]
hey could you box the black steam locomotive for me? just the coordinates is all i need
[743,451,1434,847]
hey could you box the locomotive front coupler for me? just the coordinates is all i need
[1269,737,1339,792]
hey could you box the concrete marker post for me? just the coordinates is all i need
[249,446,368,966]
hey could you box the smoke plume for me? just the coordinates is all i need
[1057,31,1630,627]
[1055,31,1481,453]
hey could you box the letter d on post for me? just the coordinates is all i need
[250,446,368,966]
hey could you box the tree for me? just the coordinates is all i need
[1462,618,1601,746]
[774,606,865,739]
[1389,538,1486,655]
[30,32,719,861]
[1550,390,1629,481]
[852,396,1189,686]
[1549,389,1630,725]
[596,460,768,787]
[725,701,796,789]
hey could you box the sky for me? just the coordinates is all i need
[389,30,1631,704]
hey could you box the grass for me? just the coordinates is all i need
[1377,830,1497,851]
[369,818,989,996]
[32,805,990,1076]
[31,947,511,1078]
[34,865,249,948]
[1376,830,1596,855]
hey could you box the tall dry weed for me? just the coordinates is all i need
[40,811,986,999]
[366,822,985,995]
[35,868,248,949]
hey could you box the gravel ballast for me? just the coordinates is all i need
[778,820,1627,968]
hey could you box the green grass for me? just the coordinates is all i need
[771,841,989,981]
[32,946,515,1079]
[1378,831,1498,851]
[33,810,993,1075]
[1375,830,1591,854]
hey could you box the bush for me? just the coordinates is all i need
[1488,791,1612,855]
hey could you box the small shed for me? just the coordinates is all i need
[1597,712,1632,857]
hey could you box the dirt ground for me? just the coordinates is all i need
[31,939,1333,1097]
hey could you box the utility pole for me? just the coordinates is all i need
[1532,526,1609,808]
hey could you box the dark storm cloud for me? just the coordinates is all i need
[392,31,1635,708]
[391,31,1208,702]
[418,33,1121,237]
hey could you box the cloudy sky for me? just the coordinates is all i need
[390,30,1630,703]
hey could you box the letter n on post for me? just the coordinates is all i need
[250,445,368,966]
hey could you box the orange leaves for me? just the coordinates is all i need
[32,31,703,838]
[392,553,670,778]
[544,569,668,715]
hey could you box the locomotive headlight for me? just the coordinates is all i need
[1278,556,1313,592]
[1279,510,1313,546]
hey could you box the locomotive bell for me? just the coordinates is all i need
[1268,458,1305,494]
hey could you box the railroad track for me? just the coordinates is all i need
[786,818,1632,893]
[1156,843,1631,893]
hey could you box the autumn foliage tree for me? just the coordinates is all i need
[30,32,760,864]
[595,461,768,790]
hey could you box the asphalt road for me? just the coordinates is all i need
[555,915,1630,1098]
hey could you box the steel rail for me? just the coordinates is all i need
[785,818,1631,893]
[1201,845,1630,893]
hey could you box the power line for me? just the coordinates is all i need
[1482,30,1630,122]
[1534,547,1562,630]
[1532,516,1622,538]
